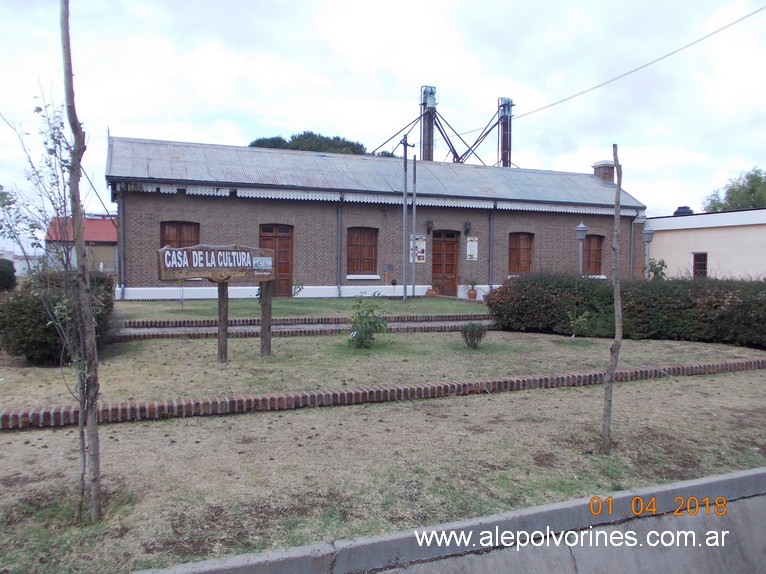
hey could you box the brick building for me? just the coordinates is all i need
[44,215,118,275]
[106,137,647,300]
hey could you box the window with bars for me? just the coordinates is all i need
[693,253,708,277]
[509,233,533,274]
[160,221,199,248]
[584,235,603,275]
[347,227,378,275]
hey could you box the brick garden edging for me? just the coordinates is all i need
[2,357,765,430]
[116,313,492,329]
[109,313,493,342]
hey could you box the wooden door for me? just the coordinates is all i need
[259,224,293,297]
[431,230,458,296]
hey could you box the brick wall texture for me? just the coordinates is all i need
[118,190,646,289]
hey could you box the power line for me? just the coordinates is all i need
[514,4,766,120]
[444,3,766,143]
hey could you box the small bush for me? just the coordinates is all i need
[0,258,15,292]
[348,296,387,348]
[460,322,488,349]
[0,270,114,364]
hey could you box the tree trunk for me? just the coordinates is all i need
[61,0,102,521]
[600,144,624,455]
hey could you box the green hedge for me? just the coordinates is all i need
[0,270,114,365]
[0,258,15,292]
[486,273,766,349]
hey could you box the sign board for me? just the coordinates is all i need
[410,234,427,263]
[466,237,478,261]
[158,244,275,283]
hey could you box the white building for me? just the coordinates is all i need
[645,208,766,280]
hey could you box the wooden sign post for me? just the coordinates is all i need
[259,281,272,356]
[158,244,275,362]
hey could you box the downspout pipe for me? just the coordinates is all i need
[488,203,495,288]
[118,184,127,300]
[336,194,343,297]
[629,211,642,281]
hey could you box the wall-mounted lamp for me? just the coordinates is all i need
[643,227,656,280]
[426,219,434,235]
[464,221,472,235]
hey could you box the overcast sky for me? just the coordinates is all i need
[1,0,765,251]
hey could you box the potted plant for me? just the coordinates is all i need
[465,278,479,300]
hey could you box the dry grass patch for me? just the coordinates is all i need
[2,332,765,409]
[0,370,764,573]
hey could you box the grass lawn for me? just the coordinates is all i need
[1,332,765,410]
[0,297,764,573]
[1,370,764,573]
[113,296,486,321]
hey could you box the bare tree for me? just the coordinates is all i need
[60,0,102,521]
[1,101,106,522]
[2,1,106,522]
[600,144,624,454]
[2,103,105,522]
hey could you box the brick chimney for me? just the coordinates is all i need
[592,160,615,183]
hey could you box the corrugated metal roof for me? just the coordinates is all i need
[106,137,646,211]
[45,216,118,243]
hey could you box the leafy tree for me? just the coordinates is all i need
[250,131,366,155]
[703,167,766,212]
[248,135,289,149]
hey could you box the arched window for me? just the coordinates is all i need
[160,221,199,248]
[509,233,533,274]
[347,227,378,275]
[584,235,603,275]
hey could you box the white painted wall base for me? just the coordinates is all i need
[115,284,433,300]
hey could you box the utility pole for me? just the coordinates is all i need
[401,133,414,301]
[411,156,417,297]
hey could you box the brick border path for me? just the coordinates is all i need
[3,357,765,430]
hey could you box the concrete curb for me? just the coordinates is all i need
[3,357,765,430]
[135,467,766,573]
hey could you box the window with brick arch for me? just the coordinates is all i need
[509,232,533,274]
[160,221,199,248]
[347,227,378,275]
[584,234,603,275]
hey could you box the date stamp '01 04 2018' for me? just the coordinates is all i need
[589,495,728,517]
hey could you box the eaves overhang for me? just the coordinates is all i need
[111,179,644,217]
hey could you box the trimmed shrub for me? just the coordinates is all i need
[460,322,488,349]
[0,258,15,292]
[486,273,766,349]
[486,273,613,337]
[348,296,387,348]
[0,270,114,364]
